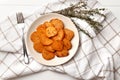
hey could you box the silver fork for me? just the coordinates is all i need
[16,12,29,64]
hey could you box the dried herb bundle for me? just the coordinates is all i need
[54,1,106,38]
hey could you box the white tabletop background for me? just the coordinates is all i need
[0,0,120,80]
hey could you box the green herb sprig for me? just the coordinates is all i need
[54,1,106,38]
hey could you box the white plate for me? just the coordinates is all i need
[25,13,80,66]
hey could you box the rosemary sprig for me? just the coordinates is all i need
[71,19,92,39]
[53,1,106,38]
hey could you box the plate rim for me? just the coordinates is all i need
[25,13,80,66]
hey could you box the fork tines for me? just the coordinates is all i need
[16,12,24,23]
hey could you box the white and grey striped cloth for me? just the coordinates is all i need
[0,0,120,80]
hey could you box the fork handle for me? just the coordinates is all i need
[24,49,29,64]
[22,26,29,64]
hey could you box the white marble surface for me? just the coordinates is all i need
[0,0,120,80]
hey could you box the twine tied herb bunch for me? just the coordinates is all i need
[54,1,106,38]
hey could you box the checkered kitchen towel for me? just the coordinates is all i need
[0,0,120,80]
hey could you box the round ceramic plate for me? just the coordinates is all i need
[25,13,80,66]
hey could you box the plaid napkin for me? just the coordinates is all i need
[0,0,120,80]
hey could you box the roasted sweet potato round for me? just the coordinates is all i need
[42,49,55,60]
[50,18,64,30]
